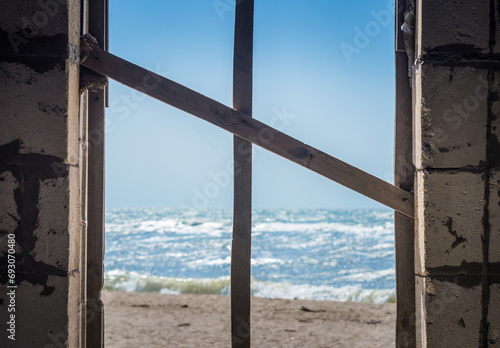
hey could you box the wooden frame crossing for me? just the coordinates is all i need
[83,2,416,346]
[231,1,254,347]
[81,45,414,218]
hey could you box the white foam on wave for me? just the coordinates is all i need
[104,271,395,304]
[253,221,391,235]
[107,217,393,239]
[335,268,395,283]
[251,280,395,303]
[137,219,230,235]
[104,209,397,303]
[186,256,286,268]
[188,256,232,267]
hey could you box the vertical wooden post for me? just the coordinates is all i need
[87,92,105,348]
[80,3,89,346]
[87,0,107,346]
[395,0,416,347]
[231,0,254,347]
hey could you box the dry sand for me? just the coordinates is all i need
[103,290,395,347]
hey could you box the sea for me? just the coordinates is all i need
[104,208,396,304]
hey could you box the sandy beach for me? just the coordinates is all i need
[103,291,395,347]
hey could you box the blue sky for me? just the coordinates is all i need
[105,0,396,209]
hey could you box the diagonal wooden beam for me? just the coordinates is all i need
[81,44,415,219]
[231,1,254,347]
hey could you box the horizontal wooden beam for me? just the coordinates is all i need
[81,45,415,218]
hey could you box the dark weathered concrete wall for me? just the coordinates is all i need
[0,1,83,346]
[414,0,500,346]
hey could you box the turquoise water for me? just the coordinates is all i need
[104,208,396,303]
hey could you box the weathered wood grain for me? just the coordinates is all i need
[395,0,416,346]
[231,1,254,347]
[87,90,105,348]
[87,0,107,346]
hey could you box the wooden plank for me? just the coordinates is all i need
[395,0,407,52]
[86,90,105,348]
[394,213,415,347]
[81,46,415,218]
[87,1,107,347]
[231,1,254,347]
[104,0,109,107]
[80,3,89,347]
[395,1,414,192]
[395,0,416,345]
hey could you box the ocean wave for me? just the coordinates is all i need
[104,271,231,295]
[104,208,396,302]
[106,220,393,245]
[106,211,393,238]
[104,271,395,304]
[253,221,391,235]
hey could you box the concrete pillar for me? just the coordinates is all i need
[414,0,499,346]
[0,1,84,347]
